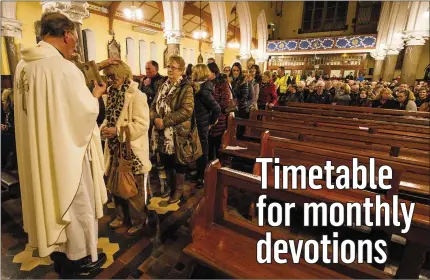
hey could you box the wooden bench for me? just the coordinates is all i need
[184,160,389,279]
[250,109,430,140]
[254,133,430,278]
[1,171,20,202]
[220,116,429,203]
[288,102,430,119]
[273,105,430,126]
[185,161,430,279]
[247,111,430,160]
[254,133,430,201]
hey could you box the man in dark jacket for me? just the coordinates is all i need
[139,60,164,107]
[306,81,331,104]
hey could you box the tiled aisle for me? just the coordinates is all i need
[1,179,216,279]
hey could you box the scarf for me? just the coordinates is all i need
[151,77,183,155]
[105,80,143,174]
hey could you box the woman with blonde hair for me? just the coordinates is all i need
[101,60,152,236]
[371,87,398,109]
[192,64,220,188]
[150,55,194,204]
[397,89,417,111]
[332,83,351,106]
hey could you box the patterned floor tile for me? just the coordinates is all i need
[20,257,41,271]
[101,254,114,269]
[102,243,120,255]
[12,249,33,264]
[147,197,180,214]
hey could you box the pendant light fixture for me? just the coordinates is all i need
[124,1,143,21]
[192,1,208,40]
[227,4,240,49]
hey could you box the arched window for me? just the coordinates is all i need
[150,42,157,62]
[82,29,96,62]
[182,48,188,64]
[139,40,147,75]
[189,48,195,65]
[126,37,135,74]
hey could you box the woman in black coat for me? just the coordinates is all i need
[192,64,221,188]
[229,62,250,139]
[229,62,250,119]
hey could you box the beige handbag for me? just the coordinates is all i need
[107,127,138,199]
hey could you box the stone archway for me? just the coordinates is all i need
[209,2,228,67]
[256,10,268,67]
[235,2,252,61]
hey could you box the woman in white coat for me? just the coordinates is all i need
[100,60,152,236]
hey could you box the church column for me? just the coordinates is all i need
[213,46,224,68]
[399,2,429,85]
[164,30,182,58]
[41,1,90,60]
[162,2,184,61]
[240,54,250,69]
[382,51,399,82]
[400,35,427,85]
[215,53,224,69]
[1,2,23,80]
[370,53,386,81]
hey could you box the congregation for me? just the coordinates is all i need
[1,1,430,279]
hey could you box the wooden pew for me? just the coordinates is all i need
[220,116,429,202]
[185,161,430,279]
[253,134,430,278]
[246,111,430,161]
[250,109,430,140]
[254,133,430,200]
[273,105,430,126]
[184,160,386,279]
[288,102,430,119]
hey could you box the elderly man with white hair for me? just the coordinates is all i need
[306,81,331,104]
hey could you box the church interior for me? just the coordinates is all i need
[1,1,430,279]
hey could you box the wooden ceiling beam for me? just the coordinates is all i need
[109,1,121,34]
[183,2,212,35]
[155,1,163,14]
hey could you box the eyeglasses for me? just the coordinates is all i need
[166,65,179,71]
[107,75,117,81]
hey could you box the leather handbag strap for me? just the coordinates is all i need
[119,126,132,160]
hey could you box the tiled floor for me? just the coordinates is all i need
[1,171,221,279]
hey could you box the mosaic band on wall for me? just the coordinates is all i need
[267,35,377,53]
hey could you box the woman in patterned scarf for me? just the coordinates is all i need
[100,60,152,236]
[150,55,194,204]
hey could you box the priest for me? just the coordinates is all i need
[13,12,111,277]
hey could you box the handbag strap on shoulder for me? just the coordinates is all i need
[119,126,132,159]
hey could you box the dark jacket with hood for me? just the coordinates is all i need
[193,80,221,138]
[230,75,250,116]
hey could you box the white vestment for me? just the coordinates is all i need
[13,41,108,259]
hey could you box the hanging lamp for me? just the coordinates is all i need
[124,1,143,21]
[227,5,240,49]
